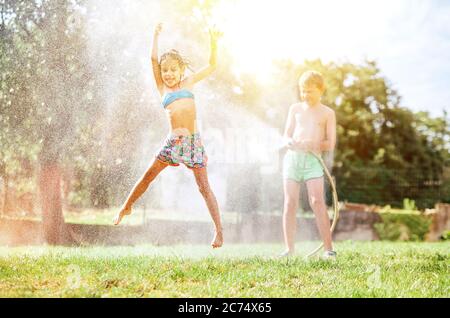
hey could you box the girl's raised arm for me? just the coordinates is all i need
[151,23,164,94]
[183,29,221,86]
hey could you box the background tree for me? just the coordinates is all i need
[1,0,99,243]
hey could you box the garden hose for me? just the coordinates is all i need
[306,152,340,258]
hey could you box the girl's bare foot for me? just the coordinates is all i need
[211,230,223,248]
[113,206,132,225]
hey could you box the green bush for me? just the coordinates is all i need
[403,198,417,211]
[374,212,432,241]
[441,231,450,241]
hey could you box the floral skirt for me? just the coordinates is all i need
[156,133,207,169]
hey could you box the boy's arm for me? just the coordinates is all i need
[151,23,164,94]
[320,110,336,151]
[283,105,297,146]
[183,29,220,86]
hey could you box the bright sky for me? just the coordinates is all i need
[202,0,449,116]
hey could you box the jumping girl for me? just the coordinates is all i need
[113,23,223,249]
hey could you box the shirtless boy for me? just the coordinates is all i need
[281,71,337,259]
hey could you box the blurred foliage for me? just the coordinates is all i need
[442,230,450,241]
[374,211,432,241]
[403,198,417,211]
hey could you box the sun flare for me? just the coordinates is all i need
[193,0,402,79]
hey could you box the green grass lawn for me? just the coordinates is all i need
[0,241,448,297]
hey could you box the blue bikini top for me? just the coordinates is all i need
[161,89,194,108]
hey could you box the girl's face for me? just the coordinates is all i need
[300,83,323,106]
[160,58,184,88]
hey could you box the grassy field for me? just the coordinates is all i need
[0,241,448,298]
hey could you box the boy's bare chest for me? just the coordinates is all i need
[294,112,326,131]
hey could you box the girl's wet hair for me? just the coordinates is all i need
[159,49,194,73]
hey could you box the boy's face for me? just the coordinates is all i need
[300,83,323,106]
[160,58,184,88]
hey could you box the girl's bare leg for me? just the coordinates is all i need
[192,167,223,248]
[283,179,301,254]
[306,177,333,251]
[114,158,168,225]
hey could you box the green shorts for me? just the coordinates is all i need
[283,150,324,182]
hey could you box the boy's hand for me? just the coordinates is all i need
[154,23,163,36]
[283,138,296,150]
